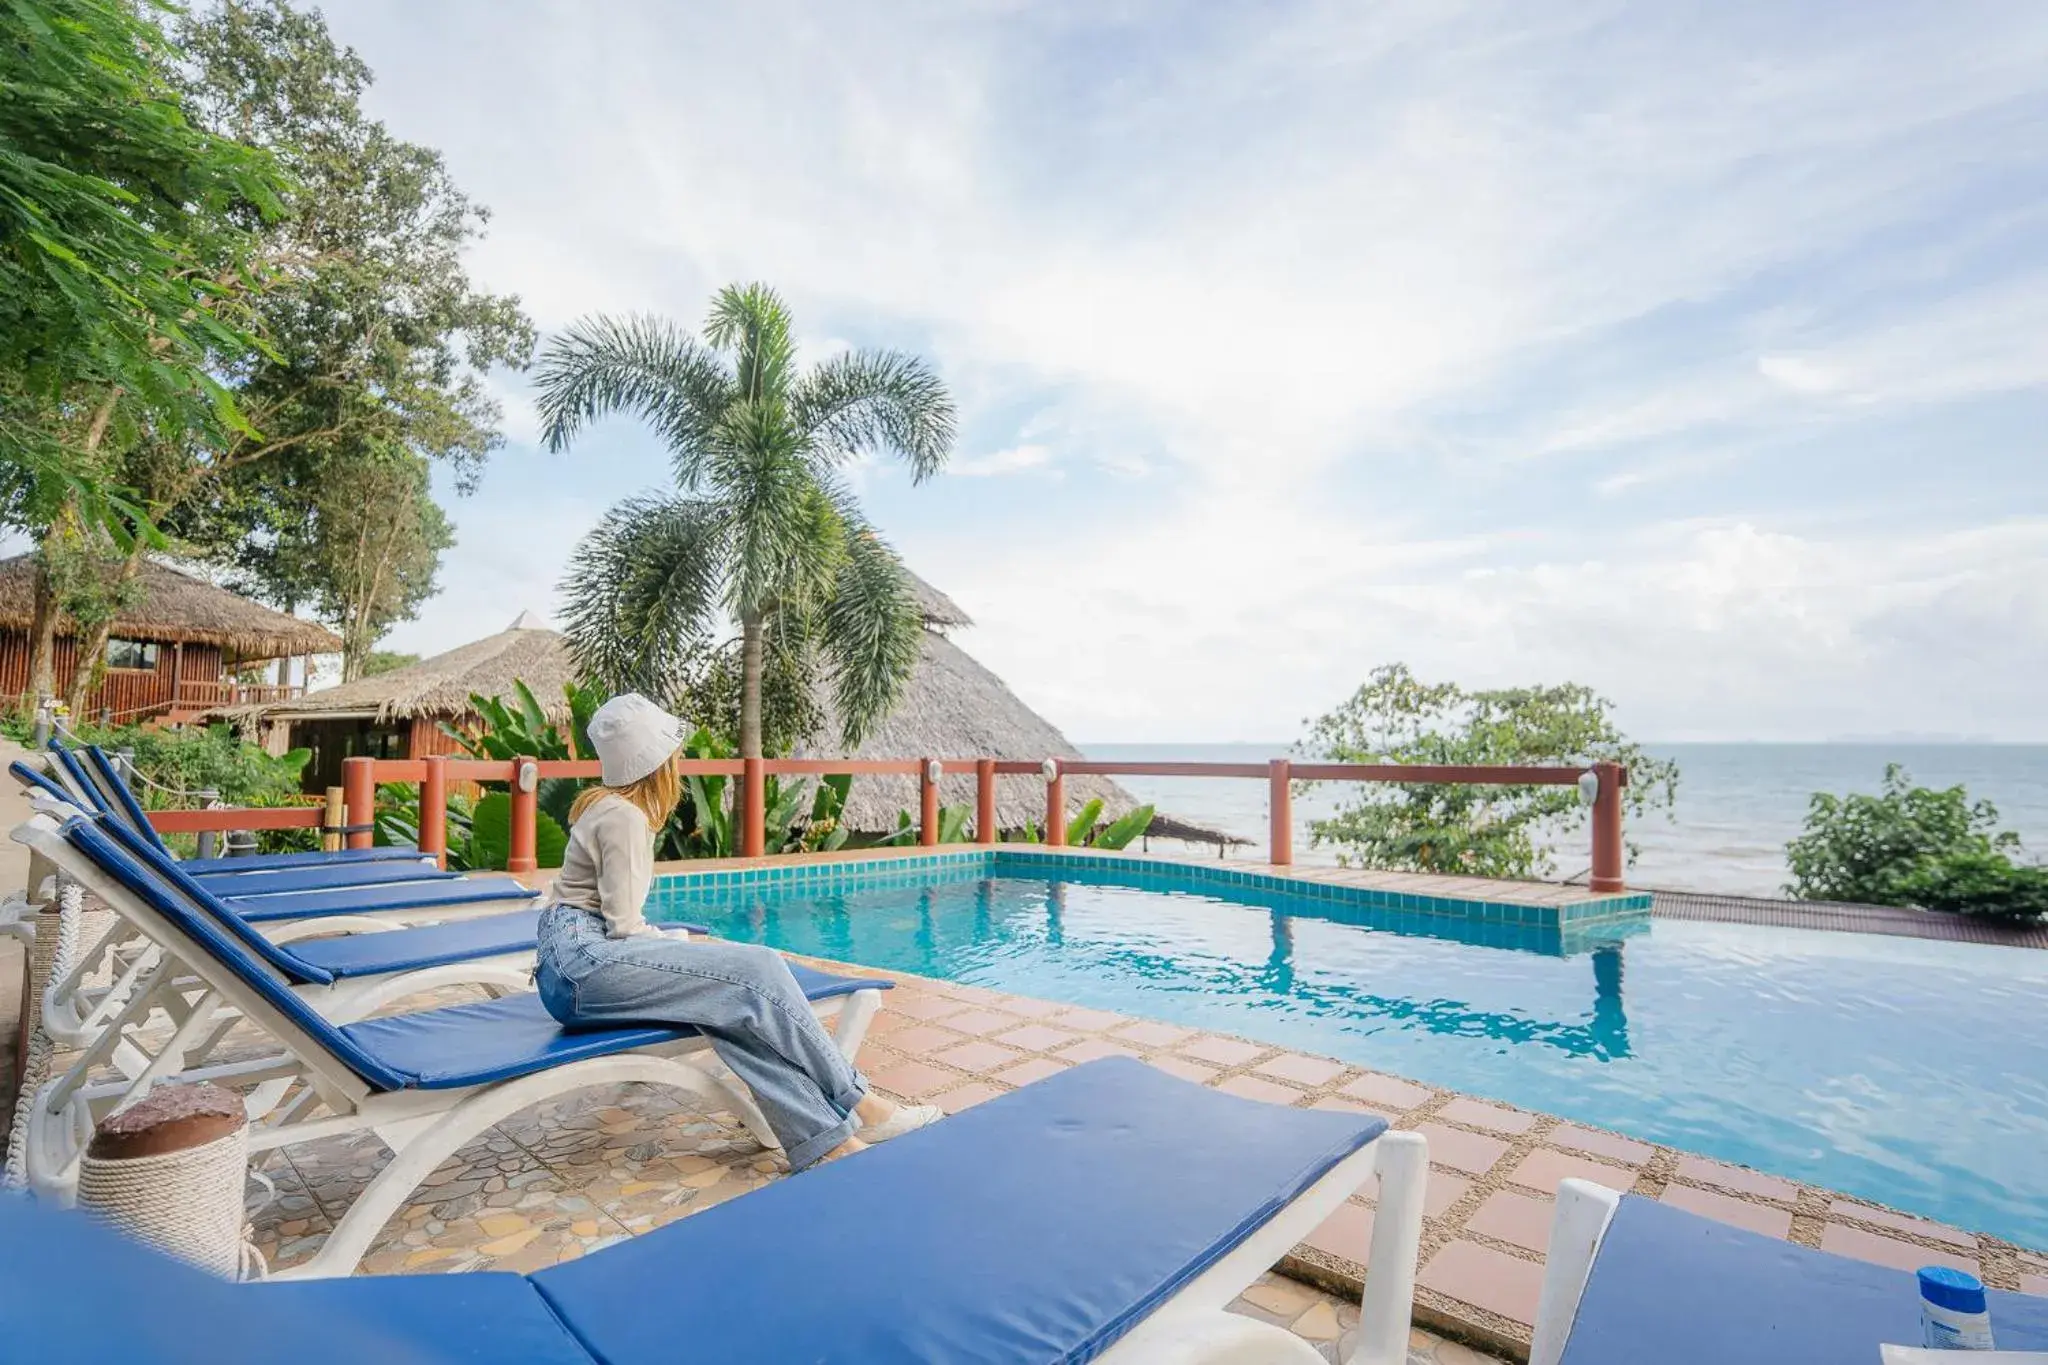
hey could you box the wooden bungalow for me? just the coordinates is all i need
[242,611,569,792]
[0,554,336,724]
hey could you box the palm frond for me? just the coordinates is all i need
[792,348,956,482]
[557,493,725,698]
[530,314,734,486]
[710,399,844,620]
[703,283,796,406]
[817,518,924,746]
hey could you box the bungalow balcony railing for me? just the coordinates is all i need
[147,754,1632,891]
[173,679,303,709]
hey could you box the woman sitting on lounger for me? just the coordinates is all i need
[536,692,941,1170]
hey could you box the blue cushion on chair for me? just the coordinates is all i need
[340,962,890,1089]
[1558,1195,2048,1365]
[223,874,539,922]
[287,909,544,977]
[191,860,455,892]
[0,1193,588,1365]
[532,1056,1386,1365]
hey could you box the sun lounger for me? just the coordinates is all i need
[1530,1180,2048,1365]
[14,809,890,1275]
[0,1058,1430,1364]
[14,787,544,1059]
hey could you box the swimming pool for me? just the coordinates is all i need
[653,857,2048,1249]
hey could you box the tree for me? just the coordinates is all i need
[298,450,452,680]
[359,649,419,678]
[533,285,955,757]
[1785,766,2048,921]
[0,0,284,707]
[52,0,532,706]
[1304,663,1678,879]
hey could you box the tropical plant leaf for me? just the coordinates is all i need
[1092,805,1155,851]
[1065,797,1105,848]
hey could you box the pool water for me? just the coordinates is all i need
[658,866,2048,1249]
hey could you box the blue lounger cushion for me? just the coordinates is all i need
[222,874,539,922]
[532,1057,1388,1364]
[340,962,888,1089]
[0,1194,589,1365]
[0,1060,1382,1365]
[190,859,453,893]
[286,911,714,979]
[1558,1195,2048,1365]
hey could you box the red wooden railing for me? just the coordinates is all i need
[290,753,1634,890]
[174,679,304,709]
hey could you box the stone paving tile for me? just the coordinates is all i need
[1341,1072,1434,1110]
[993,1023,1084,1052]
[1419,1240,1546,1326]
[1111,1019,1196,1048]
[1509,1147,1640,1196]
[933,1081,1007,1113]
[1466,1190,1554,1254]
[1828,1199,1977,1249]
[1820,1223,1977,1275]
[1217,1073,1312,1106]
[1146,1055,1222,1084]
[1255,1052,1350,1087]
[1227,1272,1508,1363]
[1662,1184,1794,1239]
[1673,1155,1799,1202]
[1414,1123,1510,1177]
[991,1056,1071,1086]
[865,1057,959,1099]
[1548,1123,1654,1165]
[1177,1034,1269,1067]
[883,1022,968,1054]
[1434,1098,1538,1136]
[1054,1037,1144,1064]
[931,1039,1025,1073]
[939,1007,1027,1036]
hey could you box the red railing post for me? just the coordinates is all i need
[1268,758,1292,866]
[1589,760,1625,893]
[742,757,766,858]
[420,754,448,869]
[975,758,997,845]
[507,757,538,875]
[920,759,941,847]
[1045,760,1065,847]
[341,756,375,851]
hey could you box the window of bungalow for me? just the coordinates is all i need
[105,638,161,671]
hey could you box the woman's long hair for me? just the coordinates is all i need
[569,756,682,831]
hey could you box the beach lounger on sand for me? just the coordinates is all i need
[13,809,887,1275]
[1529,1180,2048,1365]
[0,1058,1429,1364]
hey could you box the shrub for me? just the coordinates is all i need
[42,721,316,854]
[1784,765,2047,921]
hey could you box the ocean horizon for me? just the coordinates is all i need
[1081,741,2048,897]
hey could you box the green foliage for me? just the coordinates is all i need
[0,0,281,513]
[1065,798,1104,848]
[533,286,955,758]
[1785,766,2048,921]
[465,791,568,872]
[1091,804,1155,852]
[51,719,314,853]
[360,650,419,677]
[447,679,602,832]
[655,727,853,859]
[1304,664,1677,879]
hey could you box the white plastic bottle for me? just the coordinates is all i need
[1918,1266,1996,1351]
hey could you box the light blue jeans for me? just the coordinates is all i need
[533,903,868,1170]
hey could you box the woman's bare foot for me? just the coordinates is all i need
[813,1134,867,1167]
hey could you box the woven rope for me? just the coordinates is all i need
[78,1122,255,1278]
[3,877,76,1190]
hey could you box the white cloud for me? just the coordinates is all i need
[323,0,2048,740]
[948,444,1056,478]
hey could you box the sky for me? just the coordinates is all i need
[313,0,2048,744]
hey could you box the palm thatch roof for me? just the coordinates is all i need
[905,568,972,629]
[256,612,575,722]
[0,554,338,660]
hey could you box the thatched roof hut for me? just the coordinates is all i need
[0,554,338,659]
[253,611,572,724]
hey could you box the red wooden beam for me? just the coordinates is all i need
[146,807,323,834]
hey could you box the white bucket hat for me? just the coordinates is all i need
[586,693,685,787]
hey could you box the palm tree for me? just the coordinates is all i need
[533,283,955,758]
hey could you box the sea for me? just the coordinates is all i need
[1083,742,2048,897]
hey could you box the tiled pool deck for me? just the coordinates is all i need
[27,849,2048,1362]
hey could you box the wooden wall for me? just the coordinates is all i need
[0,630,224,721]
